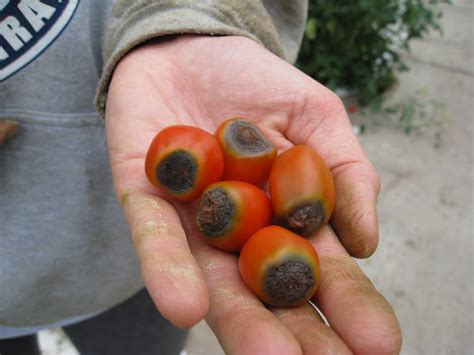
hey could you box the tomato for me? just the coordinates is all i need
[145,125,224,201]
[269,145,335,237]
[239,225,320,307]
[196,180,272,252]
[215,117,277,186]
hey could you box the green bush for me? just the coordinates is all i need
[296,0,451,108]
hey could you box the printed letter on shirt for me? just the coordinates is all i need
[0,0,79,81]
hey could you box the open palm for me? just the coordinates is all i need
[105,36,401,354]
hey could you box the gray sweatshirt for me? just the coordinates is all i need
[0,0,307,334]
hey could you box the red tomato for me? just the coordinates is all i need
[145,125,224,201]
[196,180,272,252]
[215,117,277,186]
[239,225,320,307]
[269,145,335,237]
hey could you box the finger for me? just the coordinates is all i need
[189,234,302,355]
[0,120,19,146]
[120,190,209,328]
[310,226,402,354]
[286,89,380,258]
[272,304,352,355]
[331,159,381,258]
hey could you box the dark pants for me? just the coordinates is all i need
[0,289,188,355]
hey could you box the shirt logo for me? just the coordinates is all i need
[0,0,79,81]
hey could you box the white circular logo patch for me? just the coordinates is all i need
[0,0,79,81]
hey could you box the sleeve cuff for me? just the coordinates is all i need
[94,2,287,117]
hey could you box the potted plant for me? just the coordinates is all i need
[296,0,451,110]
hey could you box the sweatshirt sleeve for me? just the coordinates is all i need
[94,0,308,116]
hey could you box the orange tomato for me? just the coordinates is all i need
[145,125,224,201]
[196,180,272,252]
[239,225,320,307]
[269,145,335,237]
[215,117,277,186]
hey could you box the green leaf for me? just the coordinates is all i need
[305,19,317,40]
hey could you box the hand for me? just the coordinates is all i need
[105,36,402,354]
[0,120,18,146]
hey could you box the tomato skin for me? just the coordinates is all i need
[145,125,224,201]
[215,117,277,186]
[269,145,335,237]
[239,226,320,307]
[196,181,272,252]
